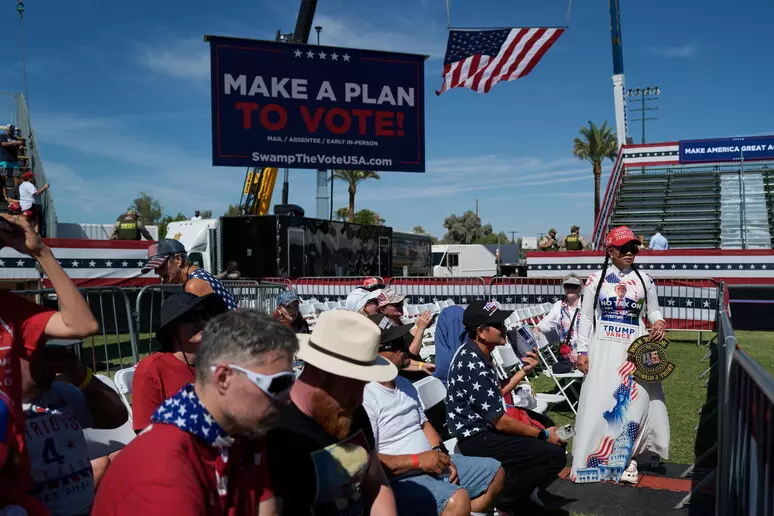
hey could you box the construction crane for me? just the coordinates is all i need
[239,167,278,215]
[236,0,319,215]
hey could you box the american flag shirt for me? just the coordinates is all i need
[445,339,504,440]
[188,268,238,311]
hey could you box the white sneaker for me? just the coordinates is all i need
[619,460,639,484]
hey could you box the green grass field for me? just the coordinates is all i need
[532,330,774,465]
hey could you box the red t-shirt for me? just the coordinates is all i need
[132,353,195,431]
[0,291,55,496]
[92,423,273,516]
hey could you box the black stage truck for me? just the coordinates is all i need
[219,215,432,278]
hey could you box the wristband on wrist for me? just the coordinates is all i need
[537,429,549,441]
[432,444,449,455]
[78,368,94,391]
[418,362,425,371]
[411,454,420,469]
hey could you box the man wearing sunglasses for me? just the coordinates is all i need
[132,293,227,432]
[446,301,567,514]
[363,313,505,516]
[377,288,435,379]
[93,311,298,516]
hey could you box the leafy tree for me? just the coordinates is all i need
[412,225,439,244]
[474,231,510,245]
[199,209,213,219]
[224,204,240,216]
[441,211,493,244]
[352,209,385,226]
[572,121,618,219]
[334,207,349,221]
[158,212,188,240]
[331,170,380,222]
[121,192,163,224]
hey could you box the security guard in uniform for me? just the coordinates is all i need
[538,228,560,251]
[560,225,587,251]
[110,209,154,240]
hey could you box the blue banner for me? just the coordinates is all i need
[679,135,774,163]
[208,35,426,172]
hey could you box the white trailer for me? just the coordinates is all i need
[432,244,498,277]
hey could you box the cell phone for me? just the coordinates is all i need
[556,424,575,441]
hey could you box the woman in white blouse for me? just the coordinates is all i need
[532,273,583,368]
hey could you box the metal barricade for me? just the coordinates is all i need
[294,276,384,302]
[387,277,487,305]
[656,278,722,333]
[717,324,774,515]
[488,276,568,311]
[134,284,185,358]
[12,287,138,376]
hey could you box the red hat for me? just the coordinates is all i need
[21,171,35,180]
[604,226,640,247]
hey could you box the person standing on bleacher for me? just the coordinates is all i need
[0,124,24,197]
[649,225,669,250]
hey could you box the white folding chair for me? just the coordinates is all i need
[515,308,530,322]
[113,366,135,411]
[542,302,553,313]
[326,301,340,310]
[437,300,449,310]
[532,329,583,416]
[406,304,420,318]
[412,376,459,454]
[84,375,136,459]
[445,299,456,306]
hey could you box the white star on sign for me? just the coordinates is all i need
[318,51,326,59]
[343,53,351,61]
[704,265,709,269]
[137,260,144,267]
[0,260,3,266]
[294,49,303,57]
[71,260,80,267]
[121,261,128,267]
[686,300,693,307]
[89,261,96,267]
[418,297,425,303]
[306,50,315,58]
[703,301,710,308]
[461,297,467,303]
[667,299,675,306]
[682,264,687,269]
[506,297,512,302]
[106,260,113,267]
[331,52,339,60]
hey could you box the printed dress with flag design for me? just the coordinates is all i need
[437,28,564,95]
[570,264,670,484]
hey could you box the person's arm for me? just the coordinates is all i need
[131,371,163,433]
[33,183,49,197]
[558,236,567,249]
[51,354,128,429]
[500,350,538,396]
[492,413,564,445]
[403,359,434,374]
[363,449,398,516]
[258,497,279,516]
[535,301,561,334]
[408,311,432,355]
[0,214,99,340]
[575,275,599,356]
[185,278,214,297]
[137,221,154,241]
[109,222,120,240]
[644,274,666,341]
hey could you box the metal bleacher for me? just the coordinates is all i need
[610,171,722,249]
[764,169,774,247]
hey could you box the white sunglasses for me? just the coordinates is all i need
[211,364,296,400]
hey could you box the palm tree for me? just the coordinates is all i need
[572,121,619,219]
[331,170,381,222]
[334,207,349,221]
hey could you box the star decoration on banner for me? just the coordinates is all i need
[306,50,315,58]
[293,49,302,57]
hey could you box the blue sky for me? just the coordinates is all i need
[1,0,772,240]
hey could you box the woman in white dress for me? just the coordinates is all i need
[570,226,669,485]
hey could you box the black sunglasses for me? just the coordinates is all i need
[615,242,640,255]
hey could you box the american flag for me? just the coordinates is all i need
[437,28,564,95]
[586,436,615,468]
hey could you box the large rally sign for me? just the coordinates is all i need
[208,35,427,172]
[679,135,774,163]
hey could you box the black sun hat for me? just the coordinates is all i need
[155,293,228,350]
[368,313,414,350]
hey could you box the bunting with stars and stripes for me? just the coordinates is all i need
[0,240,157,287]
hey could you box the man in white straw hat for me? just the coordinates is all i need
[267,310,398,516]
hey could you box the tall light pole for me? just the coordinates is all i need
[626,86,660,144]
[509,230,518,244]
